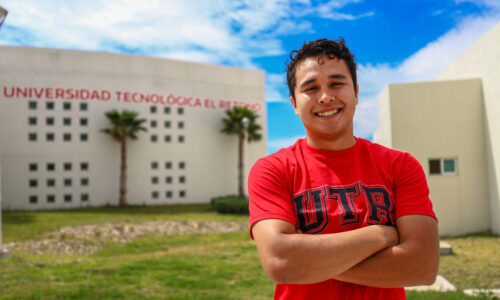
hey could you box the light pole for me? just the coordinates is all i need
[0,5,9,259]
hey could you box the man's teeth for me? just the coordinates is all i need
[317,109,340,117]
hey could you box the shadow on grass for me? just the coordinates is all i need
[3,203,215,218]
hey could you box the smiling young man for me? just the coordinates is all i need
[248,38,439,299]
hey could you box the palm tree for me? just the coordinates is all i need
[102,110,147,206]
[221,106,262,197]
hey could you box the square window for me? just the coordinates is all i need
[63,133,71,141]
[151,176,159,184]
[46,133,55,141]
[166,176,172,184]
[63,102,71,110]
[164,121,171,128]
[179,176,185,184]
[80,102,88,111]
[178,135,184,143]
[80,133,88,141]
[150,106,157,114]
[64,178,72,187]
[29,101,37,110]
[81,178,89,186]
[29,117,37,125]
[429,159,441,175]
[164,107,170,114]
[152,191,159,199]
[81,193,89,202]
[164,135,171,143]
[179,190,186,197]
[29,195,38,204]
[443,159,456,173]
[64,162,72,171]
[80,118,88,126]
[178,121,184,129]
[46,117,55,126]
[29,163,37,171]
[47,179,56,187]
[150,135,157,142]
[165,162,172,169]
[46,102,54,110]
[177,107,184,115]
[47,195,55,203]
[29,179,37,188]
[47,163,55,171]
[150,120,157,128]
[166,191,173,198]
[64,194,72,202]
[151,161,158,169]
[81,162,89,171]
[28,133,37,141]
[63,118,71,126]
[179,162,185,169]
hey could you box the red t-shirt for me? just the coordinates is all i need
[248,138,437,300]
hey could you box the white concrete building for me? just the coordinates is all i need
[0,46,267,211]
[374,21,500,236]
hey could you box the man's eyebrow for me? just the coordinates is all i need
[329,74,347,80]
[299,78,316,89]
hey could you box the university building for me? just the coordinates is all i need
[374,21,500,236]
[0,46,267,211]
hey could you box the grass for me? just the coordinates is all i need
[1,204,499,299]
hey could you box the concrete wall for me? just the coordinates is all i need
[377,79,489,236]
[436,21,500,234]
[0,46,267,210]
[373,86,392,148]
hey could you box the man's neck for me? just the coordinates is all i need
[306,134,356,151]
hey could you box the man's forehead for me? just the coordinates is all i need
[295,56,350,80]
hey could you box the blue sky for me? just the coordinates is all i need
[1,0,499,153]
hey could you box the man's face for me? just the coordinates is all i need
[291,56,358,149]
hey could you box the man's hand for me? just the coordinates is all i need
[252,219,399,284]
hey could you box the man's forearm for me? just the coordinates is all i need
[333,215,440,288]
[253,220,398,284]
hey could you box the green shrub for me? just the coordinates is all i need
[211,195,249,214]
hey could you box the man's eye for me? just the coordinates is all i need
[330,82,343,87]
[305,87,317,92]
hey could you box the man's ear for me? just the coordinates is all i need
[355,85,359,105]
[290,96,299,115]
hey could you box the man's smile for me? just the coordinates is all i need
[314,108,342,117]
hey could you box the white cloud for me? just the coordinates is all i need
[266,73,289,102]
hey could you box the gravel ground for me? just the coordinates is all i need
[4,220,249,255]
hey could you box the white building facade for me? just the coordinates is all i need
[0,46,267,211]
[374,21,500,236]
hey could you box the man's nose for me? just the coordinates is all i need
[318,91,335,104]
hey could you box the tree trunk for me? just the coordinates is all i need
[238,130,244,197]
[119,134,127,206]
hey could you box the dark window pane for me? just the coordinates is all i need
[429,159,441,175]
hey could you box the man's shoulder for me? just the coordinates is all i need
[252,139,303,171]
[357,137,408,159]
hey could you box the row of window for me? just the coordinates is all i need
[429,158,457,175]
[151,176,185,184]
[150,106,183,115]
[29,193,89,204]
[28,132,89,142]
[151,161,186,170]
[152,190,186,199]
[28,117,88,126]
[29,162,89,172]
[29,178,89,188]
[29,101,88,111]
[150,135,185,143]
[149,120,184,129]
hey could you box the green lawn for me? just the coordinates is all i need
[1,205,499,299]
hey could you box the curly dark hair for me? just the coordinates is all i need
[286,38,357,102]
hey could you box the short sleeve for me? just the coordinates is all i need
[394,153,437,221]
[248,157,296,239]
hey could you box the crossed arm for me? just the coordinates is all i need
[252,214,439,287]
